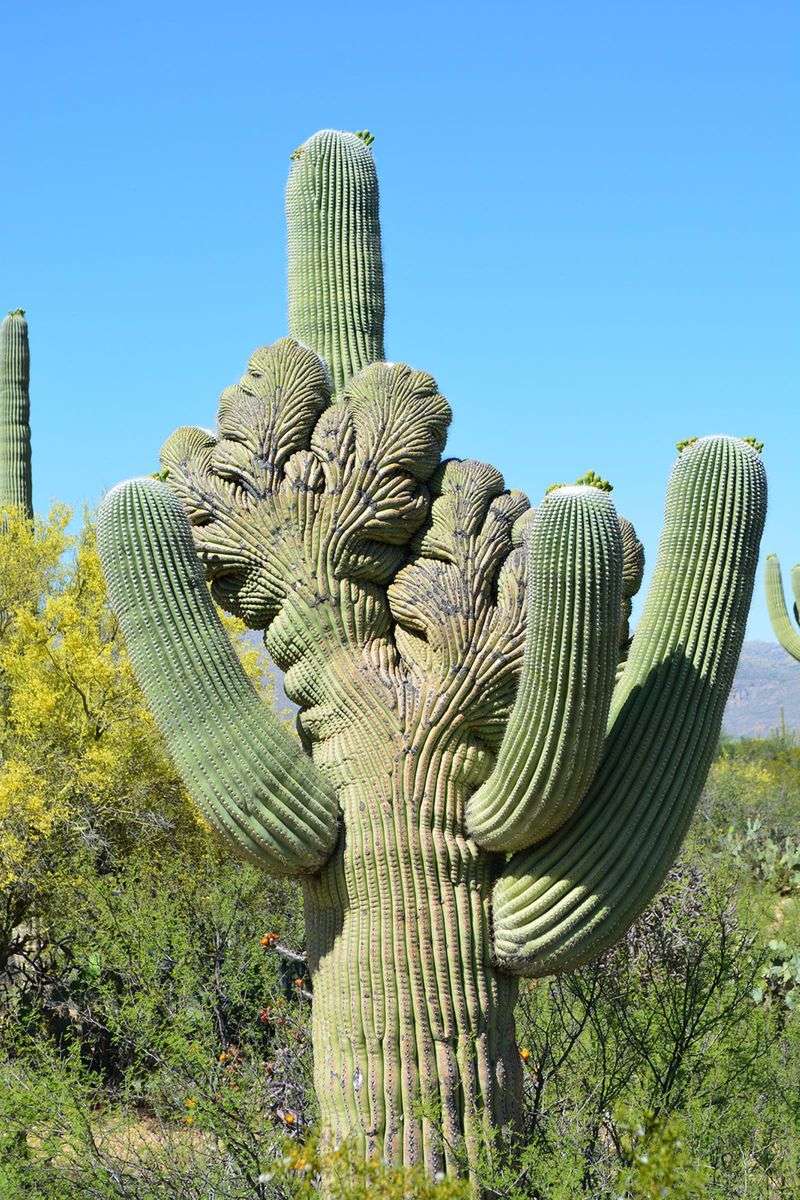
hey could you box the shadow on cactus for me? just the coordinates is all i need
[96,129,767,1184]
[765,554,800,663]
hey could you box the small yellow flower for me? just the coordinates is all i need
[519,1047,531,1062]
[184,1097,197,1109]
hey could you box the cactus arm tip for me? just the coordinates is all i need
[286,128,385,393]
[97,476,340,876]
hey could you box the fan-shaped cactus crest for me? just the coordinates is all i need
[98,130,767,1185]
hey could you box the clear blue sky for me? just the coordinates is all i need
[2,1,797,639]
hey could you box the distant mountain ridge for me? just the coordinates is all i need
[724,641,800,738]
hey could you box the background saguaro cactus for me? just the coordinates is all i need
[97,130,767,1182]
[765,554,800,662]
[0,310,33,517]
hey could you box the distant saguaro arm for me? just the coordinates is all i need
[765,554,800,663]
[0,310,33,516]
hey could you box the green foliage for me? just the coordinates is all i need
[753,940,800,1013]
[616,1111,711,1199]
[704,734,800,837]
[723,818,800,895]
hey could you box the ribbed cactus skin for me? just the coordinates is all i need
[98,129,769,1183]
[97,477,339,875]
[0,310,32,516]
[466,486,623,852]
[287,130,385,394]
[492,436,767,976]
[765,554,800,662]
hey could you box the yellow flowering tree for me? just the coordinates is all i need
[0,505,285,958]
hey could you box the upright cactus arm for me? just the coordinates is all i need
[287,130,385,394]
[765,554,800,662]
[97,477,339,875]
[0,310,33,517]
[466,485,623,852]
[492,436,766,976]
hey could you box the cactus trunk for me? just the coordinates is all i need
[305,755,520,1174]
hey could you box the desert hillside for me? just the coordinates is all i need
[724,641,800,737]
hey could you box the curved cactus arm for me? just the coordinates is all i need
[466,485,622,853]
[765,554,800,662]
[97,477,339,876]
[287,129,385,394]
[491,436,766,976]
[0,310,32,517]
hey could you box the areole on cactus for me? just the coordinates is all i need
[97,129,767,1182]
[765,554,800,662]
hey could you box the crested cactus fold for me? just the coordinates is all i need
[98,129,768,1184]
[0,310,33,516]
[765,553,800,662]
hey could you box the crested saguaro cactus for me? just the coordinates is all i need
[765,554,800,662]
[97,131,767,1181]
[0,310,33,517]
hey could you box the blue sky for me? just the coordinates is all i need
[2,1,797,639]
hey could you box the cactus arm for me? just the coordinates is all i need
[287,130,385,394]
[466,485,622,852]
[0,310,32,516]
[97,477,339,876]
[491,436,766,976]
[765,554,800,662]
[616,514,644,663]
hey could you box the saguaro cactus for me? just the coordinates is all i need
[0,310,33,517]
[97,130,767,1181]
[765,554,800,662]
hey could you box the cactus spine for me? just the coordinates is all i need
[98,131,767,1183]
[0,310,32,517]
[765,554,800,662]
